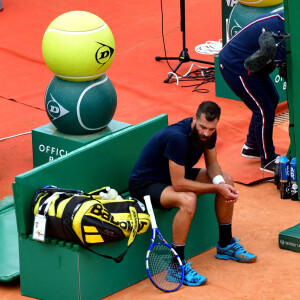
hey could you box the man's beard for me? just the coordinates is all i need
[189,125,212,151]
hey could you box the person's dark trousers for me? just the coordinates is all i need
[220,65,279,164]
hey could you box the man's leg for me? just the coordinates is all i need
[195,169,257,263]
[220,66,278,168]
[219,66,259,159]
[238,75,279,169]
[195,169,234,246]
[195,169,234,223]
[129,179,198,260]
[160,169,235,249]
[160,184,207,286]
[160,187,197,245]
[159,169,235,285]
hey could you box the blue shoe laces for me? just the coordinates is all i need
[184,262,204,282]
[231,237,254,255]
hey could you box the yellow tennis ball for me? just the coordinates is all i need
[42,11,115,82]
[237,0,283,7]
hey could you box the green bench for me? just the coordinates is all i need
[0,196,19,282]
[13,114,218,300]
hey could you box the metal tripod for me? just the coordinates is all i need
[155,0,214,83]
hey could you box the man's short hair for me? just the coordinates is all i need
[196,101,221,121]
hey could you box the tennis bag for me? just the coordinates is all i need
[32,186,151,263]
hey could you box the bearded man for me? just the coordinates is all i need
[129,101,256,287]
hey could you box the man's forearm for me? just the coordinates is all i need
[172,177,219,195]
[207,162,223,181]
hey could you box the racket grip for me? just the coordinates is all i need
[144,195,158,229]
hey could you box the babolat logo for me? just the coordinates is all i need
[95,42,115,68]
[90,205,119,225]
[90,205,148,232]
[46,94,69,121]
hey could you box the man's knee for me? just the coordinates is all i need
[179,192,197,217]
[223,172,234,186]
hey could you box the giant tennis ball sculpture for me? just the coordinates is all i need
[42,11,115,82]
[45,74,117,135]
[228,2,283,38]
[237,0,283,7]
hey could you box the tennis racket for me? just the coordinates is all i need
[144,195,184,292]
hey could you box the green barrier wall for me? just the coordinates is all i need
[284,0,300,190]
[13,114,218,299]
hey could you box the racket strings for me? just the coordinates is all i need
[148,244,182,291]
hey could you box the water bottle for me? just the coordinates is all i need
[290,157,298,201]
[279,156,291,199]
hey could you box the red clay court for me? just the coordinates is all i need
[0,0,299,299]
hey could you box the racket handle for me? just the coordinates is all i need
[144,195,158,229]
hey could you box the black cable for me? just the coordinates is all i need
[169,67,215,93]
[0,96,45,111]
[160,0,177,74]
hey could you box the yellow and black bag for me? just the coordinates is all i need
[32,186,150,263]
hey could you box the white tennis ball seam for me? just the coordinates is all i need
[238,0,282,4]
[239,0,263,3]
[55,73,105,80]
[77,75,110,131]
[44,23,107,36]
[271,7,284,13]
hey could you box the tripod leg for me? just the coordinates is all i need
[156,56,183,61]
[189,58,215,65]
[164,60,184,83]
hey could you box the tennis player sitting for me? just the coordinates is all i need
[129,101,256,286]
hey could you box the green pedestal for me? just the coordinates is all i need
[221,0,237,46]
[32,120,131,167]
[279,223,300,253]
[215,55,287,103]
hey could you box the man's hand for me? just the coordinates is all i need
[216,183,239,203]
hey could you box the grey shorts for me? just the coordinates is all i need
[129,168,200,209]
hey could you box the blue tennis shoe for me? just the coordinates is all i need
[216,237,257,263]
[167,260,207,286]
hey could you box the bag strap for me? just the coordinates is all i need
[65,204,139,263]
[39,186,84,195]
[81,242,129,263]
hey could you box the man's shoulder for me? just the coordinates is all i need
[167,119,191,140]
[169,117,192,131]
